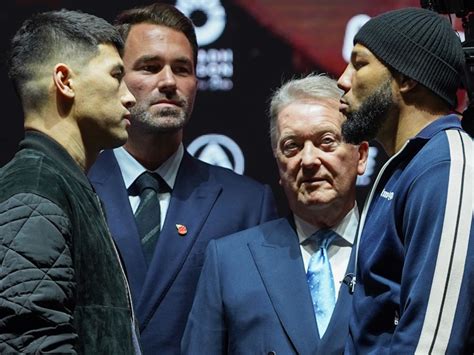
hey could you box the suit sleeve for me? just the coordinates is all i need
[390,132,474,354]
[0,193,77,353]
[181,239,227,354]
[258,184,279,223]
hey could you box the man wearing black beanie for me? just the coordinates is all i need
[338,7,474,354]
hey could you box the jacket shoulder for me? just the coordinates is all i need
[1,150,66,186]
[190,154,269,189]
[213,218,287,247]
[0,151,74,215]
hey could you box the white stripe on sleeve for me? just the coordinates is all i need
[415,130,473,354]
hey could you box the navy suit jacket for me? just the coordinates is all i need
[182,217,355,355]
[88,150,278,354]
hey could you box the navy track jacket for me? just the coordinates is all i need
[347,115,474,354]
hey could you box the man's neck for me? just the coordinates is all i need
[124,130,183,171]
[379,97,450,156]
[25,115,93,172]
[294,198,356,230]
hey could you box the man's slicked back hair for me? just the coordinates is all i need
[115,3,198,67]
[8,9,123,111]
[268,73,343,150]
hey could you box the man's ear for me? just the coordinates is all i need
[357,141,369,176]
[53,63,75,99]
[395,73,417,94]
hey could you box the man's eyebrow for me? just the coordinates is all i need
[351,47,370,61]
[134,55,193,64]
[135,54,159,64]
[174,56,193,65]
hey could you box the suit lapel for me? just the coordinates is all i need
[136,153,221,328]
[248,218,319,354]
[88,150,147,306]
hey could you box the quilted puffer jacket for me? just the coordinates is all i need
[0,131,139,354]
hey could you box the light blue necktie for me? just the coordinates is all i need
[306,229,337,337]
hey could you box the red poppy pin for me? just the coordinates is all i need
[176,224,187,236]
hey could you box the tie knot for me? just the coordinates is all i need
[311,229,337,249]
[129,172,169,196]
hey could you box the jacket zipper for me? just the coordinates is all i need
[352,140,410,293]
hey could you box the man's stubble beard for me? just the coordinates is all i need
[342,79,394,145]
[130,101,190,134]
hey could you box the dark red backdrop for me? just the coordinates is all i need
[1,0,462,214]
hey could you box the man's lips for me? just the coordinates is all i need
[153,99,182,107]
[122,113,131,126]
[300,177,327,184]
[339,99,349,112]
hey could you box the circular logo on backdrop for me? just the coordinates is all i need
[175,0,226,46]
[187,134,245,174]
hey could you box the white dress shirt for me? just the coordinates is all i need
[294,206,358,299]
[113,144,184,229]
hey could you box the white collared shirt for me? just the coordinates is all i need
[113,144,184,229]
[294,206,358,299]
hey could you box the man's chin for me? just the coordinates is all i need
[154,122,186,133]
[132,117,187,134]
[342,119,376,145]
[298,194,335,209]
[342,79,393,144]
[102,132,128,150]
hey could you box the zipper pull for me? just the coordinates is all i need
[394,310,399,326]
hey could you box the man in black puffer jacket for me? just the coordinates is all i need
[0,9,139,354]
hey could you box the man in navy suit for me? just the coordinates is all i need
[182,74,369,354]
[88,3,277,354]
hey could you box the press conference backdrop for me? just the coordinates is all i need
[3,0,460,215]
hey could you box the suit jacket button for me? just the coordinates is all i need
[268,352,276,355]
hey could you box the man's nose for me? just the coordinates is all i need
[337,64,353,93]
[121,82,136,109]
[301,142,321,169]
[157,66,177,93]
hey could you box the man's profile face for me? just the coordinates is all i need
[72,43,135,149]
[337,43,394,144]
[122,23,197,135]
[275,99,367,218]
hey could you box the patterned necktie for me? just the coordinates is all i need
[307,229,337,337]
[129,172,169,266]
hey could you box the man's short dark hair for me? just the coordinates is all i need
[115,3,198,67]
[8,9,123,111]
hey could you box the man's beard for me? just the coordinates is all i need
[130,100,190,133]
[342,79,393,144]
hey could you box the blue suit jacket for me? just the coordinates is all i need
[88,150,278,354]
[182,217,355,355]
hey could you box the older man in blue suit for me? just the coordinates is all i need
[182,74,369,354]
[88,4,277,354]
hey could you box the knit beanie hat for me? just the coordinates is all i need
[354,7,465,108]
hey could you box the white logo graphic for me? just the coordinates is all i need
[357,146,378,187]
[380,189,394,201]
[176,0,226,46]
[187,134,245,174]
[342,14,370,63]
[197,48,234,91]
